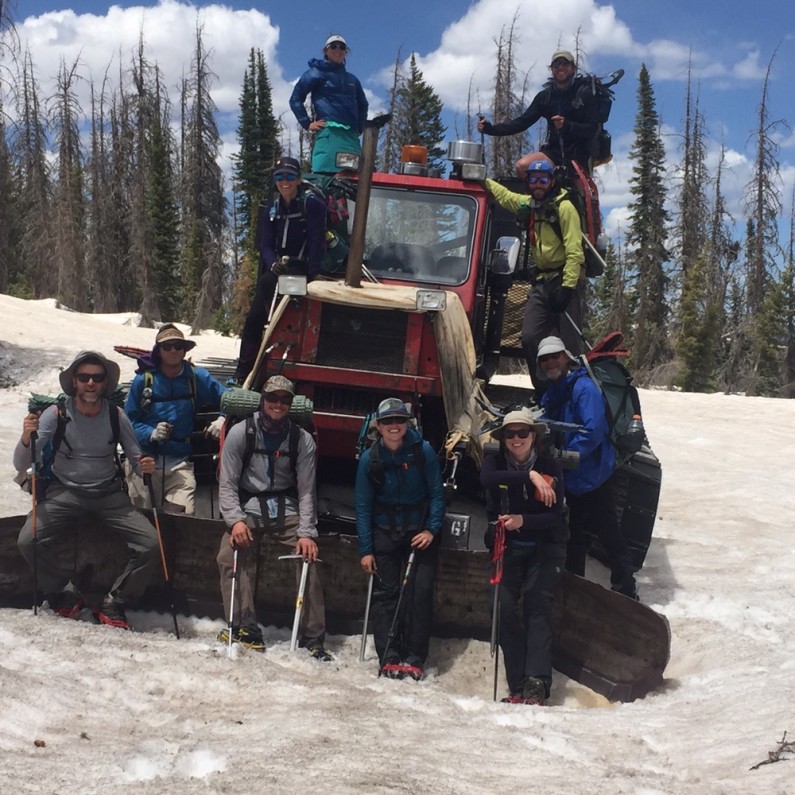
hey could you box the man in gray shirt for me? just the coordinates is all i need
[15,351,159,629]
[216,375,331,660]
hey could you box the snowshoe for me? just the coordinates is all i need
[500,695,544,706]
[47,589,85,620]
[379,657,404,679]
[95,596,130,630]
[217,625,266,652]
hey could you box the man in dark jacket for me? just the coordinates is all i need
[355,398,445,680]
[537,336,637,598]
[234,157,327,385]
[478,50,599,174]
[290,34,369,174]
[15,351,158,629]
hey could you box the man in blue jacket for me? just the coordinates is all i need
[355,398,445,680]
[290,34,369,174]
[125,325,227,514]
[538,336,637,599]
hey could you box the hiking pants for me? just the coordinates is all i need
[565,472,637,595]
[521,277,584,393]
[498,543,565,697]
[125,459,196,515]
[370,528,439,665]
[17,484,160,604]
[217,514,326,646]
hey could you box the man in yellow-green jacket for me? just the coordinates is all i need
[484,158,585,394]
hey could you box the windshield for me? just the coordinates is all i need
[348,187,477,285]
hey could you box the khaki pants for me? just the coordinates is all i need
[216,514,326,647]
[126,459,196,515]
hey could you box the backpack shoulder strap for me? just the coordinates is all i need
[289,422,301,476]
[50,401,71,458]
[413,440,426,483]
[241,415,258,474]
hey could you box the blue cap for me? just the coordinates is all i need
[526,159,555,175]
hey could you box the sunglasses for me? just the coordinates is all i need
[160,341,187,352]
[75,372,107,383]
[274,173,298,182]
[527,175,552,186]
[327,42,347,51]
[502,427,533,440]
[379,417,408,426]
[263,393,293,405]
[551,59,572,68]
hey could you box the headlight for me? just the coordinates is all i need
[460,163,487,181]
[415,289,447,312]
[335,151,360,170]
[277,275,308,296]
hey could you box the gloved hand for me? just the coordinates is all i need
[271,256,291,276]
[150,422,172,442]
[205,416,225,440]
[548,284,574,313]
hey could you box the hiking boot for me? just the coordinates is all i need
[611,582,640,601]
[308,646,334,662]
[521,676,547,706]
[96,596,130,630]
[47,589,85,620]
[217,625,265,652]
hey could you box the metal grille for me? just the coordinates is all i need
[312,386,386,417]
[316,304,408,372]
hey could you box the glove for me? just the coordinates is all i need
[548,285,574,313]
[271,256,290,276]
[150,422,171,442]
[205,416,225,440]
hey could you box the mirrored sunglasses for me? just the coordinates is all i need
[327,42,348,51]
[379,417,408,426]
[160,341,187,352]
[274,173,298,182]
[502,427,532,439]
[527,175,551,186]
[263,393,293,405]
[75,372,107,383]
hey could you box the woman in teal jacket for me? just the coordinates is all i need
[355,398,444,680]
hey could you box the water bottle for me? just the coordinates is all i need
[624,413,645,454]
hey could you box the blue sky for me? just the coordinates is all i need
[5,0,795,243]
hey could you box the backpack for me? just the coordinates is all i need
[15,397,123,499]
[575,70,623,168]
[571,332,645,467]
[546,206,605,279]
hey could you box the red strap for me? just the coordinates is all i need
[490,520,506,585]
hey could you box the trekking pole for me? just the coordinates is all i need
[145,473,180,639]
[379,550,416,676]
[227,545,239,659]
[490,486,509,701]
[359,573,375,662]
[29,431,39,616]
[563,310,593,352]
[279,553,321,652]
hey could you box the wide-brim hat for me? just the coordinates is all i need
[155,323,197,352]
[263,374,296,396]
[59,350,121,398]
[491,408,548,440]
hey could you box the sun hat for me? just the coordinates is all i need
[491,408,547,440]
[536,335,575,361]
[263,374,296,396]
[550,50,576,66]
[59,350,120,398]
[324,34,348,49]
[155,323,197,351]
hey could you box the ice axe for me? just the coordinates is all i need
[29,430,40,616]
[490,485,509,701]
[226,545,239,659]
[379,550,416,677]
[279,553,322,652]
[145,473,180,639]
[359,572,375,662]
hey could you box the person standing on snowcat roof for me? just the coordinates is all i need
[477,50,599,175]
[15,351,159,630]
[234,157,327,386]
[289,34,369,175]
[481,409,568,706]
[483,159,585,395]
[216,375,333,661]
[355,398,445,681]
[537,336,638,600]
[124,324,227,515]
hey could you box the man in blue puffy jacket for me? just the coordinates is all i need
[289,34,369,174]
[125,325,227,514]
[538,336,637,599]
[355,398,445,680]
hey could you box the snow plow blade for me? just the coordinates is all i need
[0,513,668,702]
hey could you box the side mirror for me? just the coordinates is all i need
[490,236,520,275]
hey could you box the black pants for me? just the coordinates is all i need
[498,543,565,697]
[521,277,584,395]
[565,472,636,595]
[371,528,439,666]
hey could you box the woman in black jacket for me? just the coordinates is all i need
[480,409,568,705]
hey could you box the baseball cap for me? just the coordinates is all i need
[263,374,295,396]
[375,397,411,421]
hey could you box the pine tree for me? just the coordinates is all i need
[625,64,670,375]
[388,53,447,171]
